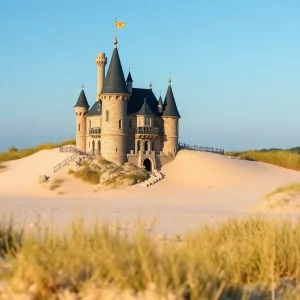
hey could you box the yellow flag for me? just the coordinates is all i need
[116,20,125,28]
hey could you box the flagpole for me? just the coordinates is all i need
[115,18,117,40]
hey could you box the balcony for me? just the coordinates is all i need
[89,127,101,135]
[135,127,159,139]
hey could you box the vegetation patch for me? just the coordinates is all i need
[49,178,64,191]
[225,148,300,171]
[0,216,299,298]
[69,158,148,188]
[0,139,76,163]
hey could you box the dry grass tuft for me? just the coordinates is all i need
[49,178,64,191]
[0,139,76,163]
[0,216,299,298]
[225,149,300,171]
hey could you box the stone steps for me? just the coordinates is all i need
[140,171,164,187]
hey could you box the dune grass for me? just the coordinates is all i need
[0,139,76,163]
[225,149,300,171]
[0,216,299,298]
[264,182,300,200]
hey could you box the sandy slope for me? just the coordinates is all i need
[0,148,300,236]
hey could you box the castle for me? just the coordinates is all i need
[74,38,181,171]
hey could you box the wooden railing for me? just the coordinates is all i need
[178,142,224,155]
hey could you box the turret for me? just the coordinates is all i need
[126,71,133,93]
[95,53,107,101]
[99,38,131,165]
[162,78,181,154]
[74,86,89,152]
[157,94,163,114]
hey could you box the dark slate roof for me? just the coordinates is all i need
[136,98,155,116]
[126,71,133,82]
[127,88,161,116]
[86,100,102,116]
[158,95,163,107]
[162,85,181,118]
[74,89,89,108]
[101,47,129,94]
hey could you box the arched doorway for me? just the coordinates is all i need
[98,140,101,155]
[143,158,152,172]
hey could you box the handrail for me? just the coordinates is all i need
[54,153,78,172]
[178,142,224,155]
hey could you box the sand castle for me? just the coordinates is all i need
[74,38,181,172]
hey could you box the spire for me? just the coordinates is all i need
[126,71,133,82]
[101,47,129,95]
[136,98,155,116]
[74,88,89,108]
[162,81,180,118]
[158,94,163,107]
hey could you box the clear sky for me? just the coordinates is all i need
[1,0,300,152]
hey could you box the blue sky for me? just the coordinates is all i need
[1,0,300,152]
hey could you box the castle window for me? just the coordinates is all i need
[78,124,80,132]
[145,141,149,151]
[97,103,101,111]
[129,118,132,128]
[119,119,122,129]
[89,141,90,148]
[145,117,151,126]
[116,148,117,152]
[89,120,91,129]
[137,140,141,151]
[106,110,109,122]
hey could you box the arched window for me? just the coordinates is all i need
[152,141,154,151]
[106,110,109,122]
[89,120,91,129]
[137,140,141,152]
[119,119,122,129]
[145,141,149,151]
[78,124,80,132]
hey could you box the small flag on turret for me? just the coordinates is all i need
[116,20,125,28]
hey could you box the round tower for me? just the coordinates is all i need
[99,39,131,165]
[162,78,181,154]
[74,87,89,152]
[95,53,107,100]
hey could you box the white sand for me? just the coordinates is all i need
[0,148,300,236]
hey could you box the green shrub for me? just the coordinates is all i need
[73,166,100,184]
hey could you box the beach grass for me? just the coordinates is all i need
[0,216,299,299]
[0,139,76,163]
[225,149,300,171]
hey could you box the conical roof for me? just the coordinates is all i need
[74,89,89,108]
[163,85,180,118]
[136,98,155,116]
[126,71,133,82]
[158,95,163,107]
[101,47,129,94]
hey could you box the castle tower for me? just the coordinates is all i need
[99,39,131,165]
[95,53,107,100]
[74,87,90,152]
[162,78,181,154]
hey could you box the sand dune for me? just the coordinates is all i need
[0,148,300,235]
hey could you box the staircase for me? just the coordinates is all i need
[140,170,164,187]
